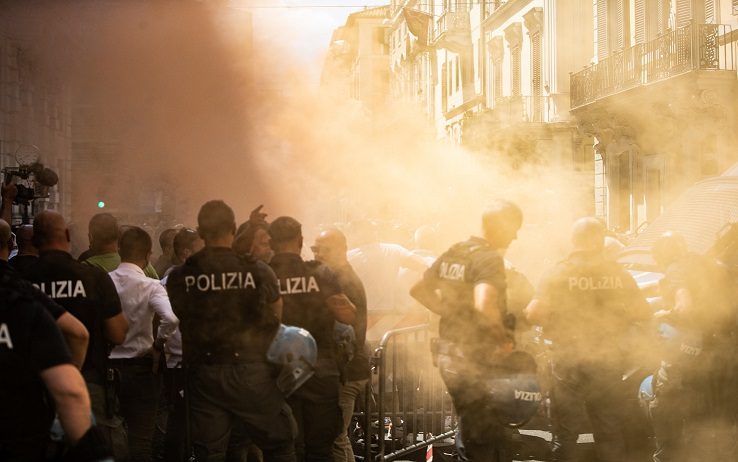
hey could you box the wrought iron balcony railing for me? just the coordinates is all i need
[571,23,735,109]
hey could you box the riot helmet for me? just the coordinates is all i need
[266,324,318,396]
[482,350,542,427]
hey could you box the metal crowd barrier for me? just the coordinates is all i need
[364,324,457,462]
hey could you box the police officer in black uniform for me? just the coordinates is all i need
[166,200,295,462]
[23,210,130,459]
[410,200,523,462]
[268,216,356,462]
[0,277,98,461]
[648,232,736,462]
[0,218,89,369]
[525,217,650,462]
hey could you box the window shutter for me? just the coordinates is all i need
[704,0,715,23]
[675,0,692,28]
[611,0,626,50]
[531,33,542,121]
[656,0,669,34]
[511,47,521,96]
[531,34,542,96]
[597,0,609,58]
[634,0,646,44]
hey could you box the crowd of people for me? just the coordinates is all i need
[1,189,737,462]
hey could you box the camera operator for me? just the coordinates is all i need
[1,182,16,224]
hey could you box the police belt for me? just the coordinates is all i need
[188,350,264,365]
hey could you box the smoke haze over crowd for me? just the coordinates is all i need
[1,0,592,280]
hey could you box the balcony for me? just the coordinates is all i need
[571,23,736,110]
[433,11,471,51]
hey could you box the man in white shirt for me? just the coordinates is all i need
[109,226,178,462]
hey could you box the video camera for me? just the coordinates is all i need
[2,145,58,205]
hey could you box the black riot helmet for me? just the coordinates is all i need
[482,350,542,427]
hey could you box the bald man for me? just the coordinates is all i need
[312,229,369,462]
[24,211,129,458]
[525,218,650,462]
[0,218,89,368]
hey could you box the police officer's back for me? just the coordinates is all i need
[410,201,524,462]
[525,218,649,462]
[268,216,356,462]
[22,211,129,459]
[648,233,737,462]
[166,200,294,462]
[0,266,111,461]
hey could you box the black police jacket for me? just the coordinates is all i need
[269,253,342,358]
[423,237,510,354]
[24,250,122,383]
[167,247,280,364]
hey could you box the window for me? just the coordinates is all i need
[531,33,542,121]
[456,56,461,92]
[734,0,738,15]
[511,46,521,96]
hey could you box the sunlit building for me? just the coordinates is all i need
[570,1,738,232]
[388,1,594,175]
[322,6,391,111]
[387,1,436,119]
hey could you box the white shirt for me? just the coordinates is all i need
[348,243,430,310]
[109,262,179,359]
[160,273,183,368]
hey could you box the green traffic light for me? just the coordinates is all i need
[97,201,106,209]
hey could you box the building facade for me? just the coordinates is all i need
[385,1,595,175]
[0,28,73,225]
[570,0,738,232]
[323,6,391,111]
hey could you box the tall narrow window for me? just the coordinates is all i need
[441,62,448,112]
[456,56,461,92]
[733,0,738,15]
[608,0,626,50]
[675,0,692,28]
[705,0,715,23]
[597,0,608,58]
[493,60,502,103]
[634,0,646,44]
[531,33,542,121]
[511,46,521,97]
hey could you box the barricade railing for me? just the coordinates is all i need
[369,324,457,462]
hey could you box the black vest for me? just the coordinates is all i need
[270,254,336,356]
[168,247,276,363]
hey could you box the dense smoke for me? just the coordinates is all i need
[1,1,592,279]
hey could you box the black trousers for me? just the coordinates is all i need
[114,360,159,462]
[550,359,627,462]
[437,354,513,462]
[287,358,342,462]
[188,362,296,462]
